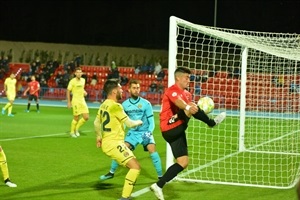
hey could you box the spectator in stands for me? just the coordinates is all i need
[135,63,141,74]
[120,75,129,86]
[148,64,155,74]
[156,70,165,81]
[55,71,64,87]
[74,54,81,67]
[0,56,9,74]
[110,61,117,72]
[30,62,38,75]
[154,62,162,76]
[149,80,158,92]
[157,81,164,94]
[108,66,120,79]
[39,78,49,97]
[233,66,240,79]
[190,73,195,81]
[271,75,278,86]
[195,83,201,95]
[277,75,284,87]
[90,72,98,86]
[201,71,208,82]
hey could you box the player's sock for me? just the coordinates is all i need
[110,159,119,173]
[36,103,40,111]
[70,119,78,134]
[192,109,216,127]
[122,168,140,198]
[3,103,10,111]
[157,163,183,188]
[150,152,163,178]
[75,118,87,131]
[0,148,9,181]
[27,103,31,111]
[8,106,12,115]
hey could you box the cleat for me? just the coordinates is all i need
[37,110,40,113]
[1,108,5,115]
[7,114,14,117]
[100,172,114,181]
[150,183,164,200]
[25,110,29,113]
[5,180,17,187]
[75,130,80,137]
[70,133,77,138]
[214,112,226,125]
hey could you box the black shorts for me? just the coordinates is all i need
[162,123,188,158]
[28,94,38,101]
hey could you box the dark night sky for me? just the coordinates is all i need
[0,0,299,50]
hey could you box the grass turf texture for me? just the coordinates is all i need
[0,105,297,200]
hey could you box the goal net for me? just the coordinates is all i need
[167,16,300,189]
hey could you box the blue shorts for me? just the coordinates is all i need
[124,130,156,151]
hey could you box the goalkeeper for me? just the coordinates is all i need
[100,79,163,181]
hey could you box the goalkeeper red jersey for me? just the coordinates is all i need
[160,84,192,132]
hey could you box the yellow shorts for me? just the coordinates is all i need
[102,141,135,167]
[6,92,16,101]
[72,100,89,116]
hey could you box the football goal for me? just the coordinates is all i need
[167,16,300,189]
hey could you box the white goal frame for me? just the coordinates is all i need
[167,16,300,189]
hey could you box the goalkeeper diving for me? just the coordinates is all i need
[100,79,163,181]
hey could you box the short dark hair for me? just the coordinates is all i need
[175,67,191,75]
[129,79,140,86]
[104,79,119,95]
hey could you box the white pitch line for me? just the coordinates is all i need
[0,133,67,141]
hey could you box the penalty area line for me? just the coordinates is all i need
[0,130,94,142]
[131,186,151,198]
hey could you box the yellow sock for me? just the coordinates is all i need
[3,103,11,111]
[70,119,78,134]
[0,148,9,181]
[75,118,86,131]
[122,169,140,198]
[8,106,13,115]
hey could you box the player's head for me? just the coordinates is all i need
[74,67,83,78]
[128,79,141,99]
[174,67,191,89]
[31,75,36,81]
[9,73,15,79]
[104,79,123,101]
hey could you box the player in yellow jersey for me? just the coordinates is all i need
[67,67,89,138]
[0,146,17,187]
[94,79,143,200]
[2,73,17,117]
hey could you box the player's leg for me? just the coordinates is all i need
[7,99,14,117]
[0,146,17,187]
[150,125,187,200]
[145,139,163,179]
[74,102,89,136]
[26,95,33,112]
[100,140,134,181]
[70,115,79,138]
[110,142,140,199]
[99,159,118,181]
[34,95,40,112]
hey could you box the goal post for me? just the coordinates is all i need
[167,16,300,189]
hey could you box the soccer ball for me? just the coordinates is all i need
[197,96,214,114]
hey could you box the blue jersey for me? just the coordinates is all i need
[122,96,155,133]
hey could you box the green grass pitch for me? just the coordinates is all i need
[0,105,297,200]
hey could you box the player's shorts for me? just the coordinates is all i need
[6,92,16,101]
[125,131,156,151]
[102,140,135,167]
[72,100,89,116]
[162,123,187,158]
[28,94,38,101]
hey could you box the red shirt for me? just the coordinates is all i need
[160,84,192,132]
[28,81,40,96]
